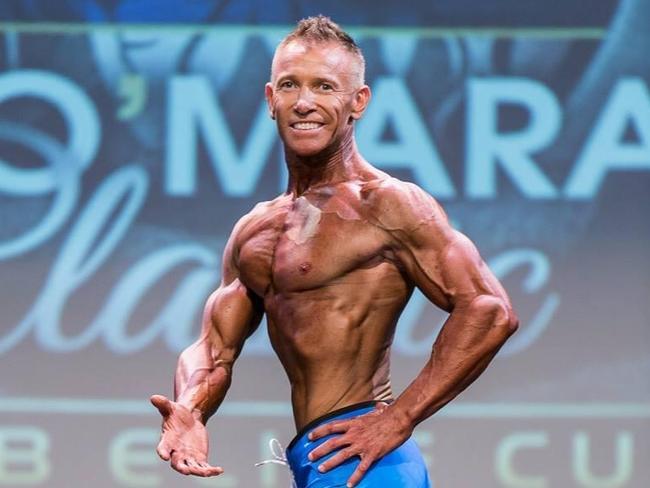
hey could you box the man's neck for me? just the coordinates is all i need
[285,134,365,196]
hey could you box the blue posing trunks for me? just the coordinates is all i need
[285,401,431,488]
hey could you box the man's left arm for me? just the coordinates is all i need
[308,181,519,486]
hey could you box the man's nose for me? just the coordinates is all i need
[293,87,316,114]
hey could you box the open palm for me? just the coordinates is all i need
[151,394,224,477]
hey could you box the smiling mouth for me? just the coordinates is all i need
[290,122,324,130]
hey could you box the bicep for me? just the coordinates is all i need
[200,279,263,350]
[198,218,264,356]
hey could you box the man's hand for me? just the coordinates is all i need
[307,403,413,487]
[150,394,224,477]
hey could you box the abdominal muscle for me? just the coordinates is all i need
[264,267,412,430]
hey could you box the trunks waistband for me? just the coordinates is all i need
[287,400,384,452]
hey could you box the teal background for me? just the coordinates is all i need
[0,1,648,486]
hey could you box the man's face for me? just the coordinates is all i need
[265,40,370,159]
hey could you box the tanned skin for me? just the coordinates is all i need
[151,39,518,487]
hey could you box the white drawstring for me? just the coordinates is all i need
[255,438,297,488]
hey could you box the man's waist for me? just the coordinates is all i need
[288,400,384,452]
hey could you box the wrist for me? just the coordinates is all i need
[175,398,206,422]
[387,402,416,435]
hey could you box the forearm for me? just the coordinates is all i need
[392,294,518,428]
[171,277,263,423]
[174,338,234,423]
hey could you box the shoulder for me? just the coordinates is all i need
[223,194,288,268]
[230,194,288,242]
[219,195,286,283]
[360,176,450,234]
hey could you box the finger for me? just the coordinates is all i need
[185,458,211,477]
[309,420,350,441]
[346,455,375,487]
[205,465,224,476]
[199,461,224,476]
[156,440,171,461]
[170,452,191,475]
[308,436,348,461]
[172,463,191,475]
[189,461,223,477]
[150,395,173,417]
[317,447,356,473]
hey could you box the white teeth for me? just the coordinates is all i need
[293,122,322,130]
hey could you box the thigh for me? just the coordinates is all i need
[358,438,431,488]
[307,438,431,488]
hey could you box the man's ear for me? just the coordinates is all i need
[264,82,276,120]
[350,85,371,121]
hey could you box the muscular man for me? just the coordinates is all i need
[151,15,518,488]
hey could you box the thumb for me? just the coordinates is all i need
[150,394,173,417]
[156,439,172,461]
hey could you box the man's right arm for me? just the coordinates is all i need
[151,218,264,476]
[173,275,263,422]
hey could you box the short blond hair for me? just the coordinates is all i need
[274,15,365,86]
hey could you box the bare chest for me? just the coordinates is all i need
[237,197,386,296]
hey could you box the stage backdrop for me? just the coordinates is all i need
[0,1,648,487]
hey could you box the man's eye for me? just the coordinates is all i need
[320,83,333,91]
[280,80,295,89]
